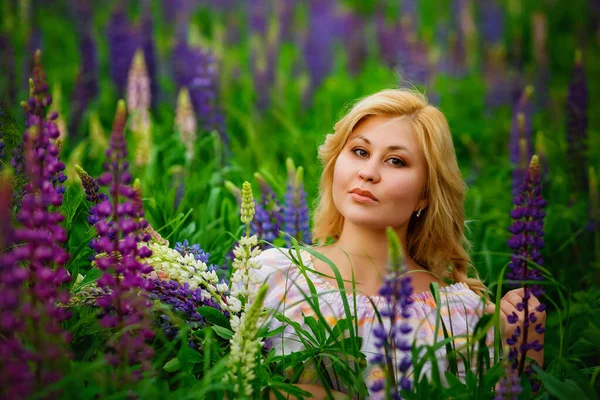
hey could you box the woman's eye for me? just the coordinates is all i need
[352,148,368,158]
[387,157,406,167]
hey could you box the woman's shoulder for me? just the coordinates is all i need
[253,247,308,283]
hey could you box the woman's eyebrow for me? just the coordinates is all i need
[353,136,412,154]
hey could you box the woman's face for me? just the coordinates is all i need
[332,115,428,231]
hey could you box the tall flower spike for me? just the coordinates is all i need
[566,51,589,194]
[126,49,152,167]
[223,284,268,397]
[75,164,108,225]
[370,227,415,396]
[250,172,283,246]
[0,50,71,397]
[93,100,156,384]
[175,87,197,162]
[107,6,137,96]
[283,159,311,245]
[506,155,547,376]
[510,86,534,195]
[241,181,256,227]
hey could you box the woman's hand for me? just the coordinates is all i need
[485,288,546,367]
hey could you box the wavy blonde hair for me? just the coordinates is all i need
[312,89,489,299]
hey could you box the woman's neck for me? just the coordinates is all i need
[329,222,413,280]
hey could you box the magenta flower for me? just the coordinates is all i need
[0,50,71,398]
[93,100,156,383]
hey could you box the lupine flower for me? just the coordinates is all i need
[370,227,415,398]
[495,353,523,400]
[481,0,504,45]
[481,0,510,109]
[251,172,283,246]
[282,159,311,245]
[126,49,152,167]
[566,51,589,194]
[229,182,263,325]
[509,86,534,195]
[107,6,138,96]
[506,155,547,376]
[92,99,156,382]
[172,38,228,149]
[75,165,108,225]
[175,87,197,162]
[0,170,13,247]
[174,239,210,263]
[146,241,228,302]
[375,8,401,67]
[340,10,367,76]
[148,277,227,343]
[302,0,338,105]
[69,0,98,137]
[140,3,158,111]
[0,50,71,398]
[223,284,268,397]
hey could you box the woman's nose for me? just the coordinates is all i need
[358,162,381,183]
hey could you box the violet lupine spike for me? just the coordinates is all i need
[172,39,228,149]
[283,160,311,245]
[75,165,108,225]
[506,155,547,376]
[375,8,401,67]
[249,0,278,109]
[340,10,367,76]
[302,0,338,105]
[1,51,71,398]
[370,228,415,397]
[566,51,589,194]
[93,100,156,383]
[69,0,99,138]
[251,172,283,246]
[480,0,504,45]
[140,4,158,111]
[509,86,534,196]
[107,6,138,96]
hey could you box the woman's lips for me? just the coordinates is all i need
[349,192,378,203]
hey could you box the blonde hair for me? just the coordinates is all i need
[312,89,489,299]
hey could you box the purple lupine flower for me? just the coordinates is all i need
[370,229,415,397]
[340,10,367,76]
[140,0,158,111]
[509,86,534,195]
[174,239,210,264]
[251,173,284,246]
[375,8,401,67]
[276,0,296,42]
[172,39,229,149]
[106,6,138,96]
[480,0,504,45]
[495,368,523,400]
[69,0,99,138]
[75,165,108,226]
[0,50,71,398]
[93,100,155,382]
[506,155,546,376]
[282,160,311,245]
[447,0,470,77]
[302,0,338,105]
[566,51,589,194]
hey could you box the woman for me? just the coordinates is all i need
[256,89,546,399]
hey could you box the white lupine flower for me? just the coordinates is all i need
[223,285,268,397]
[217,283,228,293]
[227,297,242,313]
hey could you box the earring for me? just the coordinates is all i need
[416,208,422,217]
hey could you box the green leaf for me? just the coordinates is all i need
[197,306,231,329]
[533,365,591,399]
[163,357,181,372]
[211,325,234,340]
[177,344,203,365]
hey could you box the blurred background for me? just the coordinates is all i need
[0,0,599,378]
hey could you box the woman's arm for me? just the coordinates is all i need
[485,287,546,366]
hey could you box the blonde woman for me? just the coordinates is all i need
[257,89,546,399]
